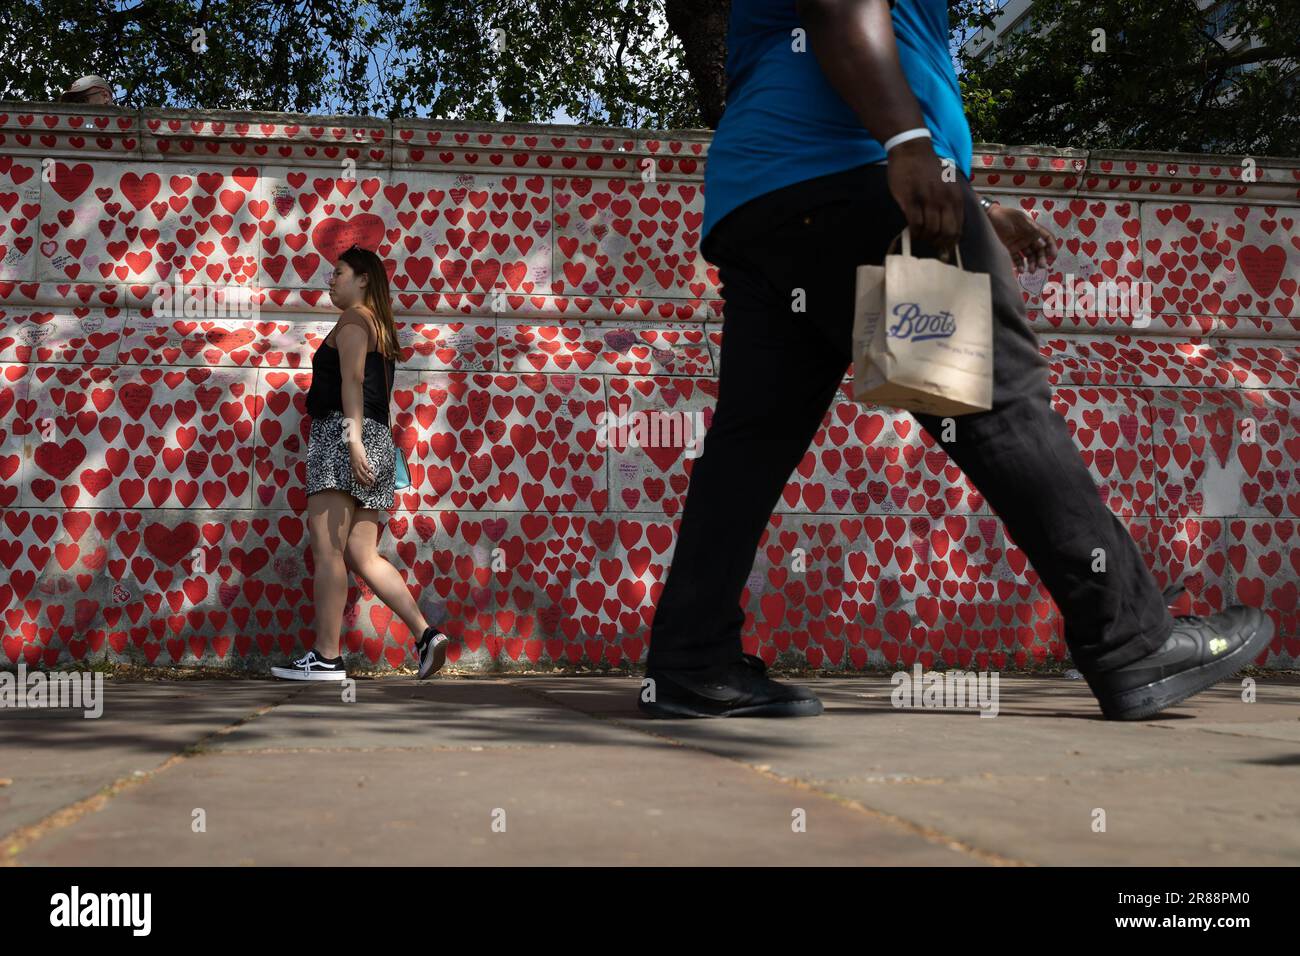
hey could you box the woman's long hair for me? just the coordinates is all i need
[337,245,400,363]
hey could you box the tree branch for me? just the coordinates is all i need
[612,0,634,68]
[1201,45,1290,70]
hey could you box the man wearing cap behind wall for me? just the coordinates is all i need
[638,0,1273,721]
[59,75,116,105]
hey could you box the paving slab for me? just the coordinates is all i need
[203,678,656,752]
[1167,721,1300,743]
[6,675,1295,866]
[0,682,294,836]
[524,674,1300,720]
[520,677,1300,779]
[521,675,1300,865]
[12,746,981,866]
[827,765,1300,866]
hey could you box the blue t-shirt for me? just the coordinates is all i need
[701,0,972,245]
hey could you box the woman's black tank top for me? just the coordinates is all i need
[304,323,396,425]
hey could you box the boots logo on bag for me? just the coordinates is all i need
[886,302,956,342]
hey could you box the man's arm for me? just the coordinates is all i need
[980,193,1059,273]
[796,0,963,250]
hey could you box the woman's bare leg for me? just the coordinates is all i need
[345,509,431,639]
[306,490,356,658]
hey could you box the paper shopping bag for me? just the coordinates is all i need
[852,228,993,416]
[851,261,886,400]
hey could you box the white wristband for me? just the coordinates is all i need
[883,128,932,152]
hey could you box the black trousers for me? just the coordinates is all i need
[647,163,1174,675]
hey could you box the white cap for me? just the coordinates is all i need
[68,75,113,97]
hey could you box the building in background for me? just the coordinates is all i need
[958,0,1035,64]
[958,0,1298,149]
[962,0,1294,82]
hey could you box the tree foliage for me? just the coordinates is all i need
[4,0,1296,155]
[2,0,698,127]
[951,0,1300,154]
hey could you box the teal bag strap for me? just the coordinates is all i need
[382,340,411,490]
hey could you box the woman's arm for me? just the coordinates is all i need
[333,309,377,486]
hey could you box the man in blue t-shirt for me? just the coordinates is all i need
[640,0,1271,722]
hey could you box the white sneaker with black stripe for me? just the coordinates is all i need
[271,649,348,681]
[415,626,450,679]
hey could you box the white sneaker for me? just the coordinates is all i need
[271,649,348,681]
[416,627,450,679]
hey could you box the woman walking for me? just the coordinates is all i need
[272,244,449,681]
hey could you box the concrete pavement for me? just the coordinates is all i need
[2,673,1297,865]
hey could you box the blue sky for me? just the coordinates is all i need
[218,0,1005,123]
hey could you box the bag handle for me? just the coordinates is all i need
[381,338,393,431]
[887,227,964,270]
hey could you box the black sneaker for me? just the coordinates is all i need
[415,626,450,680]
[638,652,824,718]
[271,649,348,681]
[1084,605,1273,720]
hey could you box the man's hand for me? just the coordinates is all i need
[886,138,964,253]
[986,204,1057,273]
